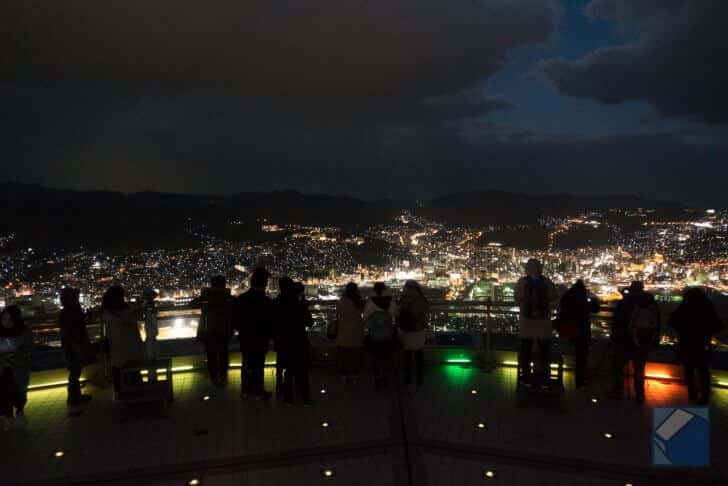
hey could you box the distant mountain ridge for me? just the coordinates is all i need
[422,190,682,225]
[0,183,685,250]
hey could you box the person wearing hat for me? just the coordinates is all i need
[59,287,94,405]
[609,281,660,402]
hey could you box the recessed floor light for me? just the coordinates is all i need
[321,421,330,428]
[483,469,496,479]
[202,395,211,401]
[476,422,486,429]
[188,479,201,486]
[591,397,598,403]
[603,432,614,439]
[320,388,327,395]
[322,468,335,478]
[471,389,479,395]
[53,450,65,458]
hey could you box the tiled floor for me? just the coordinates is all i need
[4,364,727,485]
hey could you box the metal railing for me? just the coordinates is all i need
[27,299,711,351]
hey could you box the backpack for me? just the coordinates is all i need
[366,309,394,342]
[523,277,549,319]
[629,305,658,343]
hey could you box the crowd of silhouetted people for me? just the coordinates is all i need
[0,260,725,431]
[515,258,725,405]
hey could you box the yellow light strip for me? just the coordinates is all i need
[28,379,88,391]
[645,373,674,380]
[230,361,278,367]
[500,361,572,371]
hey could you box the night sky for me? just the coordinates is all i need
[2,1,727,206]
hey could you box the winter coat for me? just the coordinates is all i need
[275,294,313,370]
[234,288,274,351]
[612,291,660,348]
[104,307,144,368]
[0,327,33,391]
[397,289,429,332]
[558,290,600,342]
[515,275,558,339]
[201,287,234,338]
[59,305,91,358]
[364,296,397,322]
[669,301,724,367]
[335,296,365,348]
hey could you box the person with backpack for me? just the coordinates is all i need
[234,268,274,399]
[515,259,558,387]
[199,276,234,386]
[555,280,600,390]
[396,280,429,387]
[669,288,725,405]
[609,281,660,403]
[59,287,94,405]
[335,282,365,384]
[363,282,398,390]
[277,282,313,405]
[0,306,32,431]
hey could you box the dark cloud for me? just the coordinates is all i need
[3,85,726,206]
[537,0,728,123]
[1,0,560,103]
[420,87,513,119]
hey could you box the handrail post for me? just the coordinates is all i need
[485,298,492,370]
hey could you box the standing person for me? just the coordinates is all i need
[59,287,93,405]
[515,259,558,387]
[235,267,274,399]
[556,280,599,390]
[142,288,159,361]
[335,282,365,384]
[397,280,429,387]
[278,282,313,405]
[609,281,660,403]
[102,285,144,393]
[0,306,32,431]
[669,288,725,405]
[364,282,398,390]
[200,276,234,387]
[273,277,294,392]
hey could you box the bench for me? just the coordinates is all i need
[115,358,174,406]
